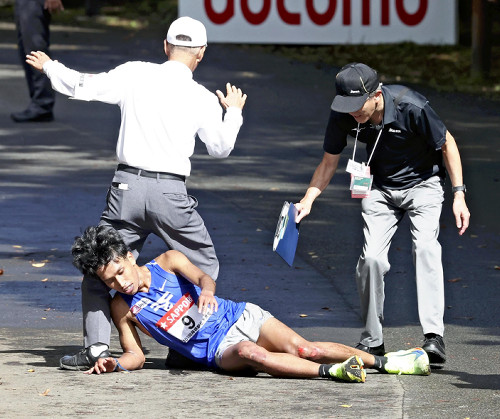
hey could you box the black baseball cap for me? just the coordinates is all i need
[331,63,379,113]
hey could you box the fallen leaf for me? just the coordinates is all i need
[299,314,308,317]
[340,404,352,408]
[0,269,3,275]
[32,262,45,268]
[39,389,50,396]
[241,288,248,291]
[447,278,462,283]
[41,317,47,320]
[264,286,270,290]
[27,369,35,373]
[494,266,500,270]
[470,234,478,238]
[13,245,22,248]
[44,308,51,311]
[41,278,48,282]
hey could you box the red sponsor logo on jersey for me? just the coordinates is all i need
[156,293,194,331]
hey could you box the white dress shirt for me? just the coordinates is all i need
[43,59,243,176]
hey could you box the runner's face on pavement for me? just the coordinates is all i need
[97,252,140,295]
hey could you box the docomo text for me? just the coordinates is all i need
[180,0,457,45]
[204,0,429,26]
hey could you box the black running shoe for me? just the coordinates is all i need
[422,334,446,364]
[59,343,111,371]
[165,349,206,370]
[355,342,386,356]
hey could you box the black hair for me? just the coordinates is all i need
[72,225,129,277]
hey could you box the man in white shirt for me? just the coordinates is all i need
[26,16,247,369]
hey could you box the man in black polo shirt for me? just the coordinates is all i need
[295,63,470,365]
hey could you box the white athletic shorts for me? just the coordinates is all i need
[214,302,273,368]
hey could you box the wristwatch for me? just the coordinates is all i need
[452,185,466,194]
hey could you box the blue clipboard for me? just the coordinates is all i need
[273,201,300,267]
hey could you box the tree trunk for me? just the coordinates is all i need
[471,0,492,79]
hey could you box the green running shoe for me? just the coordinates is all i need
[328,355,366,383]
[384,347,431,375]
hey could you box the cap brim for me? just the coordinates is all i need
[331,93,369,113]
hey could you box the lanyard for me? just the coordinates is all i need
[352,122,383,166]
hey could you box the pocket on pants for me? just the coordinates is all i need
[103,183,127,220]
[163,193,199,210]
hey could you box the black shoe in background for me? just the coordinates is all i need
[59,343,111,371]
[11,109,54,122]
[422,333,446,364]
[355,342,386,356]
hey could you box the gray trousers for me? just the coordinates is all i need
[356,176,445,347]
[82,168,219,347]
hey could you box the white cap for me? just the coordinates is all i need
[166,16,207,47]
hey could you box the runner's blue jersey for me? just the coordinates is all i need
[120,260,246,368]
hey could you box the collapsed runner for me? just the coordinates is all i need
[67,225,431,383]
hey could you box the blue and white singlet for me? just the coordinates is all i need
[120,260,246,368]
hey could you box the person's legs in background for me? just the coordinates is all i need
[11,0,55,122]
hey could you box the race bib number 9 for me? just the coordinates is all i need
[155,293,210,343]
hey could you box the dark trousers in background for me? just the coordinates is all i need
[14,0,55,113]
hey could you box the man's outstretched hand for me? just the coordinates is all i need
[216,83,247,110]
[26,51,52,72]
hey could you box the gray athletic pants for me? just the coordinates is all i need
[356,176,445,347]
[82,167,219,347]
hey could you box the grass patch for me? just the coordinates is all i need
[251,43,500,98]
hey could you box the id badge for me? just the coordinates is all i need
[350,165,373,199]
[155,293,210,343]
[346,159,367,177]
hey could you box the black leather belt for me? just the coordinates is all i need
[117,164,185,181]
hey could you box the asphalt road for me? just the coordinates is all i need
[0,18,499,418]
